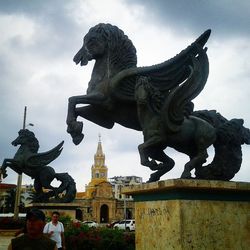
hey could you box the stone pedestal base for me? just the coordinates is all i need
[122,179,250,250]
[26,203,82,219]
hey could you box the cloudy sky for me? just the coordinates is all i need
[0,0,249,191]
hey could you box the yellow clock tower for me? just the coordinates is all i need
[86,134,108,197]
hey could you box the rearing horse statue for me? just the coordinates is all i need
[0,129,76,202]
[67,23,250,182]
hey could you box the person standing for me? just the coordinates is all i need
[8,208,57,250]
[43,211,65,250]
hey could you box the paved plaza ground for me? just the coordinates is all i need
[0,236,13,250]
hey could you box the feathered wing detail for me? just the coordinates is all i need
[26,141,64,168]
[109,29,211,103]
[163,47,209,132]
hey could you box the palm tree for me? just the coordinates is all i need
[0,195,6,213]
[25,190,40,204]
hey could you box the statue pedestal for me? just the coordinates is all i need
[26,203,82,219]
[122,179,250,250]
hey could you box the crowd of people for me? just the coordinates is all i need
[8,209,65,250]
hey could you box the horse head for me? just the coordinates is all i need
[12,129,39,153]
[67,24,139,145]
[73,23,137,77]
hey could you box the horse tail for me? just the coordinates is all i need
[192,109,228,128]
[53,173,77,203]
[193,110,250,180]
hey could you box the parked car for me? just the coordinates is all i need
[82,220,99,228]
[106,220,120,228]
[113,219,135,231]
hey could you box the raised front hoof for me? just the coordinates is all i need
[72,133,84,145]
[67,121,83,134]
[67,121,84,145]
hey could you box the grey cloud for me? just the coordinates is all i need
[1,0,250,187]
[0,0,87,59]
[127,0,250,38]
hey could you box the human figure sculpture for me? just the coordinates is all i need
[67,23,250,182]
[0,129,76,202]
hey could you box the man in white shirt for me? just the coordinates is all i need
[43,211,65,250]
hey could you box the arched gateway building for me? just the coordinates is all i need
[75,136,142,223]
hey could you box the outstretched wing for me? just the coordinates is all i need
[26,141,64,168]
[109,29,211,103]
[163,46,209,132]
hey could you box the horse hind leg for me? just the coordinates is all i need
[39,167,56,190]
[33,178,47,202]
[181,150,208,178]
[181,120,216,179]
[138,137,175,182]
[148,150,175,182]
[138,141,159,170]
[153,150,175,172]
[54,173,77,202]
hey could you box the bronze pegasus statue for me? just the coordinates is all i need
[66,23,250,182]
[0,129,76,202]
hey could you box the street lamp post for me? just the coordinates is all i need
[13,106,27,220]
[124,195,127,229]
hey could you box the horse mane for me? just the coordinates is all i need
[86,23,137,75]
[19,129,39,153]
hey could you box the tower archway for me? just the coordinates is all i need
[75,208,83,221]
[100,204,109,223]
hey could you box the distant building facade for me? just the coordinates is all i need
[75,136,142,223]
[109,176,142,200]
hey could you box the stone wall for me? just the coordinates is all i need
[123,179,250,250]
